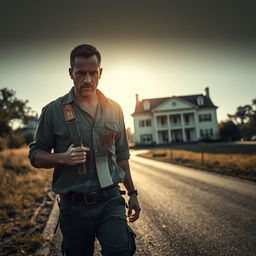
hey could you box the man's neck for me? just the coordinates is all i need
[75,91,98,107]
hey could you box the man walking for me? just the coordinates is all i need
[29,44,140,256]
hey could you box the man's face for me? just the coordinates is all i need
[69,55,102,98]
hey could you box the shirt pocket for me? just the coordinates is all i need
[96,122,119,155]
[104,122,119,147]
[105,122,119,133]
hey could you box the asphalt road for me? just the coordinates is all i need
[49,152,256,256]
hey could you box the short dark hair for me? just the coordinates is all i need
[70,44,101,68]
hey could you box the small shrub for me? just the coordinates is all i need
[24,132,34,145]
[0,137,8,151]
[2,233,45,256]
[7,133,25,148]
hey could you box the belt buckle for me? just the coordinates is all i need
[84,192,99,205]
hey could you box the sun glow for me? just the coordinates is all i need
[100,64,153,129]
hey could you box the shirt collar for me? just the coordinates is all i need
[61,88,75,104]
[96,89,111,105]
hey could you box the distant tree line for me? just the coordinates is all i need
[0,87,35,150]
[219,98,256,141]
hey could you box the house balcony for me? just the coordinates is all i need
[183,113,195,127]
[157,123,168,129]
[169,122,182,128]
[183,121,195,127]
[156,115,168,129]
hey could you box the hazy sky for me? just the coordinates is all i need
[1,0,255,130]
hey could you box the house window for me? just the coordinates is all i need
[163,131,169,142]
[200,129,213,138]
[145,119,151,126]
[143,101,150,110]
[197,96,204,106]
[199,114,212,122]
[157,116,167,126]
[140,134,153,144]
[170,115,181,125]
[139,119,151,127]
[184,114,190,124]
[139,120,145,127]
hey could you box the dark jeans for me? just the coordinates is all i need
[59,195,136,256]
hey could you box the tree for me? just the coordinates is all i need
[0,88,31,136]
[126,127,134,145]
[228,105,252,125]
[247,98,256,137]
[252,98,256,110]
[249,98,256,121]
[226,98,256,140]
[219,120,241,141]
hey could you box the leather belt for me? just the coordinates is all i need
[60,185,122,205]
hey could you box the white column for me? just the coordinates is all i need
[194,111,200,140]
[191,112,196,141]
[181,113,186,142]
[167,114,172,143]
[154,114,159,144]
[192,111,196,123]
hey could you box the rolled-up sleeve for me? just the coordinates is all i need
[28,104,55,167]
[115,105,130,162]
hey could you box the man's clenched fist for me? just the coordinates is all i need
[63,144,90,166]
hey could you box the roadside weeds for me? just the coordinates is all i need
[138,149,256,182]
[0,147,53,256]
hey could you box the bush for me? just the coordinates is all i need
[6,133,25,148]
[219,120,241,141]
[24,132,34,145]
[0,137,8,151]
[240,123,255,140]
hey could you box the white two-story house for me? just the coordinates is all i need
[131,87,219,145]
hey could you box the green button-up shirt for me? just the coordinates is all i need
[29,88,130,194]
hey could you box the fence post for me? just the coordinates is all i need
[201,151,204,165]
[199,142,205,165]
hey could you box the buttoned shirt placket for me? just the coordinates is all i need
[92,99,114,188]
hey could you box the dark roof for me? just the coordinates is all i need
[132,94,217,115]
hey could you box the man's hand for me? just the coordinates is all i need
[127,195,141,223]
[117,159,140,222]
[63,144,90,166]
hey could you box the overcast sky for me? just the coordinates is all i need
[1,0,256,129]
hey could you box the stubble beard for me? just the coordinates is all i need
[76,84,97,99]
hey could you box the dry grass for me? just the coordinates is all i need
[139,149,256,181]
[0,147,52,255]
